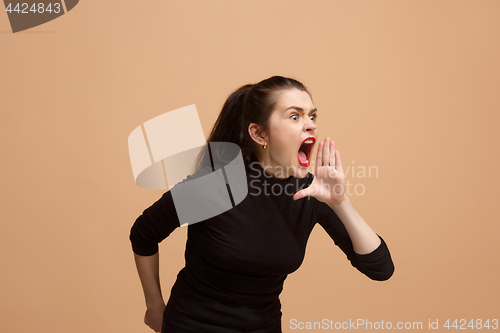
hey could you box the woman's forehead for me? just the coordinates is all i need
[275,89,314,110]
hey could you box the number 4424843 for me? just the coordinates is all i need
[444,319,498,330]
[5,3,62,14]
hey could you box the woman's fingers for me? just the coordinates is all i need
[316,137,341,170]
[330,140,336,167]
[336,150,343,173]
[323,137,330,166]
[316,141,323,167]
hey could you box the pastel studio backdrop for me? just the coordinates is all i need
[1,1,499,332]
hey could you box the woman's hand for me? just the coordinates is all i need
[144,304,165,333]
[293,137,348,206]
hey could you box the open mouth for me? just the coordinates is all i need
[297,137,315,167]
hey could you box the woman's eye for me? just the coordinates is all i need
[290,114,299,120]
[310,114,317,121]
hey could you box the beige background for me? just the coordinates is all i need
[1,1,499,332]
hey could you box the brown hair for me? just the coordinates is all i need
[195,76,310,172]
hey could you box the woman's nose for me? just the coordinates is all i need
[304,118,317,132]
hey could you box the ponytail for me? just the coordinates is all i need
[193,84,253,172]
[207,84,253,146]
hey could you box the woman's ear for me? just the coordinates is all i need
[248,123,267,144]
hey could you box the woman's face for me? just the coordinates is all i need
[256,88,318,179]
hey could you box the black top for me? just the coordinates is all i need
[130,157,394,332]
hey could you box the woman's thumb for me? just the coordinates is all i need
[293,187,310,201]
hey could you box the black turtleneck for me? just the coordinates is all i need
[129,157,394,332]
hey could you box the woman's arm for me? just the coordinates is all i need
[134,252,165,332]
[129,190,181,331]
[329,196,381,255]
[317,197,394,281]
[134,252,165,309]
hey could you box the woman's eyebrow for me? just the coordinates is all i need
[284,106,318,114]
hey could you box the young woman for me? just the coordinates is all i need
[130,76,394,332]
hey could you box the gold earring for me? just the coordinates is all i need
[263,142,267,149]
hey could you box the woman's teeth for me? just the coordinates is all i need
[303,139,314,144]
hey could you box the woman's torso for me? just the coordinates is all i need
[162,163,321,332]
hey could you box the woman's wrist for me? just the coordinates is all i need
[146,298,165,310]
[330,194,350,210]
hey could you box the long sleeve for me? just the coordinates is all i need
[129,190,180,256]
[316,201,395,281]
[129,165,217,256]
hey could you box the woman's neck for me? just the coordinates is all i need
[257,156,292,180]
